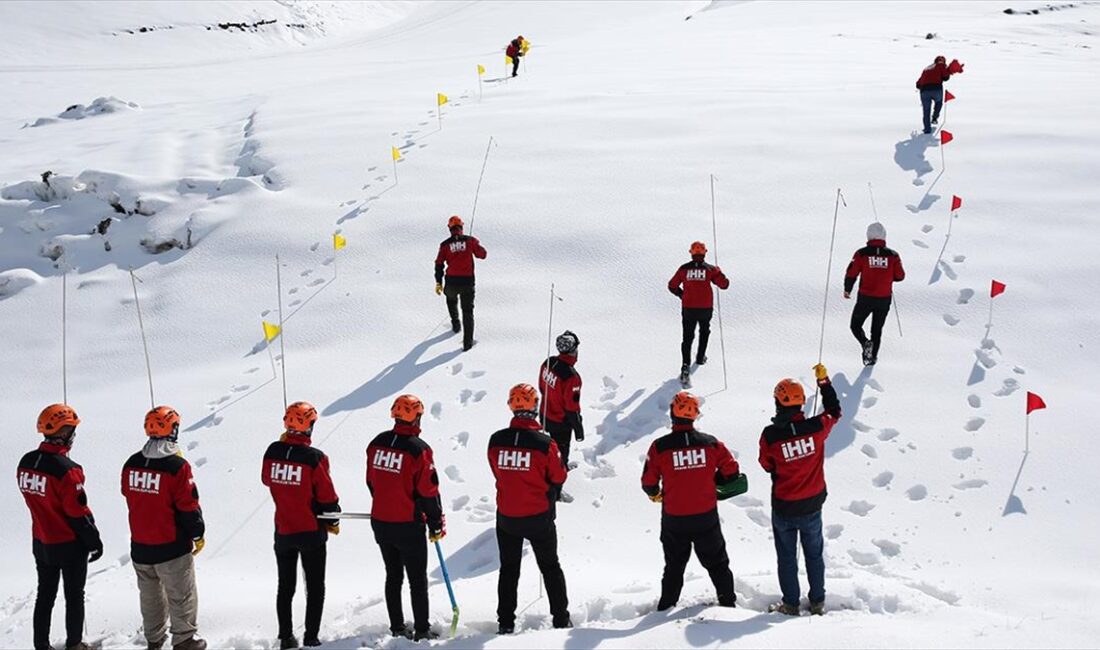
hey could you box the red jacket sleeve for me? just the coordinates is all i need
[173,461,205,540]
[546,441,567,486]
[414,448,443,527]
[893,256,906,282]
[758,434,775,474]
[60,467,93,519]
[711,266,730,290]
[641,443,661,496]
[313,455,340,510]
[565,374,582,414]
[844,254,863,294]
[668,268,685,298]
[471,237,487,259]
[714,441,740,481]
[434,243,446,267]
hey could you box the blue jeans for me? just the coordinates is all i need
[920,88,943,133]
[772,509,825,606]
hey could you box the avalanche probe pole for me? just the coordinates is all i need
[435,541,460,637]
[812,189,845,414]
[468,135,496,235]
[129,268,156,408]
[62,271,68,403]
[710,174,729,393]
[275,255,288,410]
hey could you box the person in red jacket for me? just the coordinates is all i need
[262,401,341,650]
[538,330,584,470]
[434,215,487,351]
[668,241,729,384]
[759,365,841,616]
[641,392,742,611]
[844,222,905,366]
[505,35,525,77]
[18,404,102,650]
[916,54,952,134]
[366,395,444,641]
[488,384,571,634]
[121,406,206,650]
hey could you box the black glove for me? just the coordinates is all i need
[574,421,585,442]
[88,540,104,563]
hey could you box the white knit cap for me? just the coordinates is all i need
[867,222,887,241]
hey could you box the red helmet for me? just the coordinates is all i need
[284,401,318,434]
[38,404,80,435]
[391,394,425,422]
[670,391,700,420]
[508,384,539,413]
[144,406,180,438]
[447,215,464,230]
[690,241,707,256]
[774,379,805,407]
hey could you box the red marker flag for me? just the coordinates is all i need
[990,280,1006,298]
[941,130,954,145]
[951,195,962,211]
[1026,392,1046,414]
[945,89,956,102]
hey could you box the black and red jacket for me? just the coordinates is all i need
[121,449,204,565]
[758,378,841,516]
[17,443,101,565]
[642,425,740,527]
[916,61,951,90]
[434,234,486,286]
[538,354,582,431]
[488,417,567,521]
[262,433,341,550]
[844,240,905,299]
[366,425,443,537]
[506,40,522,58]
[668,260,729,309]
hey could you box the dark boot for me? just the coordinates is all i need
[809,600,825,616]
[173,638,208,650]
[413,629,439,642]
[278,635,298,650]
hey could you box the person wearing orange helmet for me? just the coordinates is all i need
[641,391,743,611]
[18,404,102,650]
[758,364,841,617]
[488,384,570,634]
[366,394,444,641]
[434,215,487,351]
[668,241,730,387]
[121,406,207,650]
[262,402,341,649]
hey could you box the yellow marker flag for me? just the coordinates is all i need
[477,64,486,75]
[521,41,530,54]
[505,55,513,65]
[391,146,402,161]
[333,233,347,251]
[437,93,448,107]
[262,321,281,342]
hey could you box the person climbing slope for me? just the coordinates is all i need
[434,215,487,352]
[668,241,729,387]
[844,222,905,366]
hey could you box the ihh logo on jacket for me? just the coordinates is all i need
[449,241,467,254]
[541,367,558,388]
[497,450,532,471]
[128,470,162,494]
[373,450,403,473]
[269,463,302,485]
[18,471,47,496]
[686,269,707,281]
[672,449,706,470]
[869,256,889,269]
[781,437,816,462]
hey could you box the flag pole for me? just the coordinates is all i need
[469,135,495,236]
[1025,412,1030,455]
[710,174,728,393]
[275,255,288,410]
[868,182,879,220]
[812,189,846,413]
[393,153,399,186]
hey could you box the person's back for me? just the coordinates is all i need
[844,222,904,365]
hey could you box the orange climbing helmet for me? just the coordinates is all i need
[774,379,806,407]
[391,394,425,422]
[144,406,181,438]
[670,391,700,421]
[38,403,80,435]
[284,401,318,434]
[690,241,707,256]
[447,215,464,230]
[508,383,539,413]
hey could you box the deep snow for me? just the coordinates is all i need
[2,1,1099,648]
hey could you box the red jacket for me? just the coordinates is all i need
[434,234,486,283]
[916,62,951,89]
[262,433,340,549]
[121,448,204,565]
[366,425,443,531]
[488,417,567,520]
[506,40,522,58]
[758,379,841,516]
[18,443,101,564]
[641,425,740,519]
[668,260,729,309]
[538,354,582,425]
[844,239,905,298]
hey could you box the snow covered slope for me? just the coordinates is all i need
[2,1,1099,647]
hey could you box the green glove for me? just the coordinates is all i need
[716,474,748,500]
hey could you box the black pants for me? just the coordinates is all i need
[34,558,88,650]
[496,516,569,627]
[681,308,713,366]
[512,56,521,77]
[444,282,475,348]
[377,536,430,634]
[545,420,572,465]
[275,542,326,641]
[850,295,891,359]
[658,519,735,609]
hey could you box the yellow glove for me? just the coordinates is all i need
[813,363,828,381]
[649,493,663,503]
[326,523,340,536]
[435,283,443,296]
[429,530,446,543]
[192,537,205,556]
